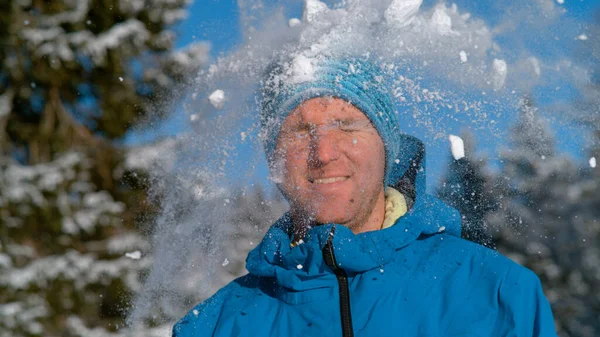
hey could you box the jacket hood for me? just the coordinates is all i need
[246,135,461,300]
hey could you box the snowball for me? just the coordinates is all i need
[302,0,328,23]
[208,89,225,109]
[448,134,465,160]
[222,258,230,267]
[289,54,316,84]
[576,34,588,41]
[491,59,507,90]
[288,18,302,27]
[125,251,142,260]
[459,50,467,63]
[590,157,597,168]
[384,0,422,28]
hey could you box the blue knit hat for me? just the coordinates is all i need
[260,56,405,187]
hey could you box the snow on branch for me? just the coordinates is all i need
[119,0,146,15]
[0,89,13,117]
[84,19,151,66]
[39,0,91,27]
[66,316,172,337]
[0,296,48,335]
[168,42,211,70]
[20,27,64,47]
[0,250,151,290]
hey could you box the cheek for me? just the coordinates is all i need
[284,150,307,172]
[274,148,307,186]
[350,137,386,178]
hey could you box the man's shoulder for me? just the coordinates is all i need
[172,274,264,337]
[429,235,557,336]
[424,234,537,284]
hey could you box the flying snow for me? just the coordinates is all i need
[590,157,597,168]
[131,0,597,330]
[529,57,541,77]
[288,18,302,27]
[491,59,508,90]
[448,135,465,160]
[125,251,142,260]
[302,0,328,23]
[431,6,455,35]
[384,0,422,28]
[289,55,317,84]
[208,89,226,109]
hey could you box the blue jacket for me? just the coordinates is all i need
[173,137,557,337]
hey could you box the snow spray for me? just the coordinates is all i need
[127,0,593,330]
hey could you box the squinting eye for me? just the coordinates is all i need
[279,126,310,142]
[339,120,372,132]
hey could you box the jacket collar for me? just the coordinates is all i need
[245,193,461,293]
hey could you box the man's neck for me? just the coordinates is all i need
[291,189,386,241]
[349,189,386,234]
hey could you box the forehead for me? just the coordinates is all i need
[284,96,369,125]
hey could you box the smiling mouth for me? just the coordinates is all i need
[310,176,349,184]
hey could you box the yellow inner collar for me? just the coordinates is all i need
[381,187,408,229]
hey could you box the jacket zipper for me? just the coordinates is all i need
[322,231,354,337]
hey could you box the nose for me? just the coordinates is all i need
[307,129,340,168]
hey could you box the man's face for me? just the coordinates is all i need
[273,97,386,233]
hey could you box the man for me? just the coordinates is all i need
[173,57,557,336]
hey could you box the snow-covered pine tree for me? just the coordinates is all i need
[562,13,600,336]
[0,1,208,336]
[0,151,152,337]
[489,95,595,337]
[436,132,497,247]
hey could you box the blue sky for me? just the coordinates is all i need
[129,0,600,190]
[176,0,600,54]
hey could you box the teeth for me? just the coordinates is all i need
[313,177,347,184]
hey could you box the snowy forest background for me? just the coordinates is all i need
[0,1,599,337]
